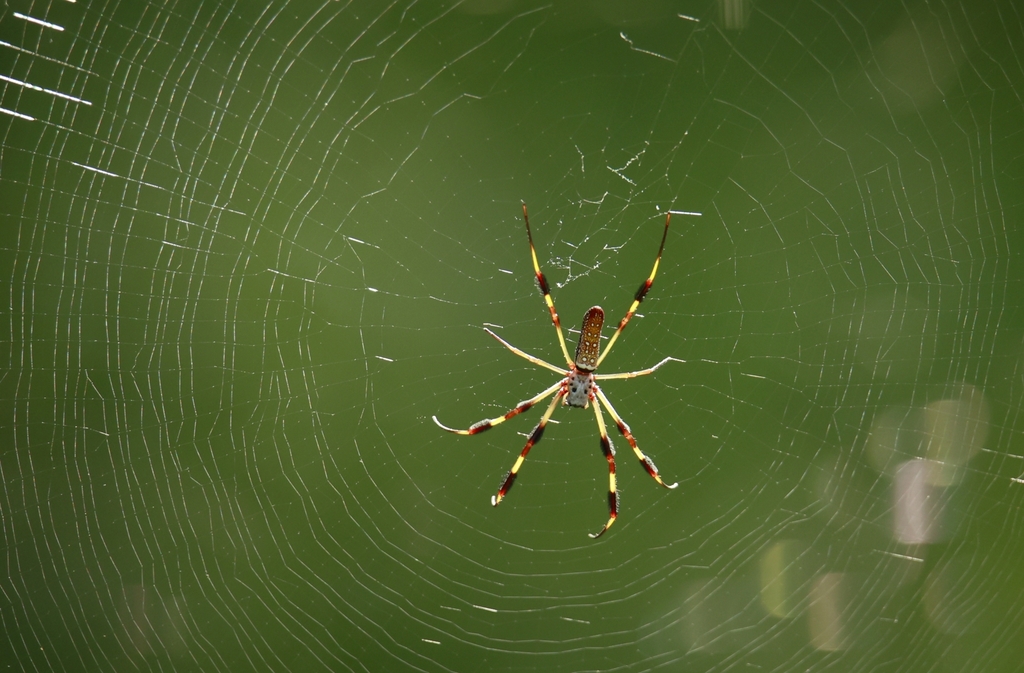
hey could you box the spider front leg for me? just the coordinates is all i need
[589,398,619,539]
[594,386,678,489]
[432,380,563,435]
[492,389,565,506]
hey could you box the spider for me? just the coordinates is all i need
[433,204,682,538]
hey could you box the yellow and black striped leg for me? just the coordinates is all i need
[522,203,574,368]
[433,380,563,435]
[492,389,565,506]
[595,211,671,369]
[588,398,619,539]
[595,386,678,489]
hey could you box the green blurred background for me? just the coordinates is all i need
[2,0,1022,671]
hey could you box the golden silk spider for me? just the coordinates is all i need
[433,204,682,538]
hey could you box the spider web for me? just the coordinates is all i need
[2,1,1023,671]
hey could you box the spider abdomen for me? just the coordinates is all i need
[574,306,604,371]
[564,368,596,408]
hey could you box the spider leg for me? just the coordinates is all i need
[492,389,565,506]
[594,211,671,370]
[522,203,574,368]
[594,356,684,381]
[484,328,567,375]
[433,380,563,435]
[588,398,618,539]
[594,386,678,489]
